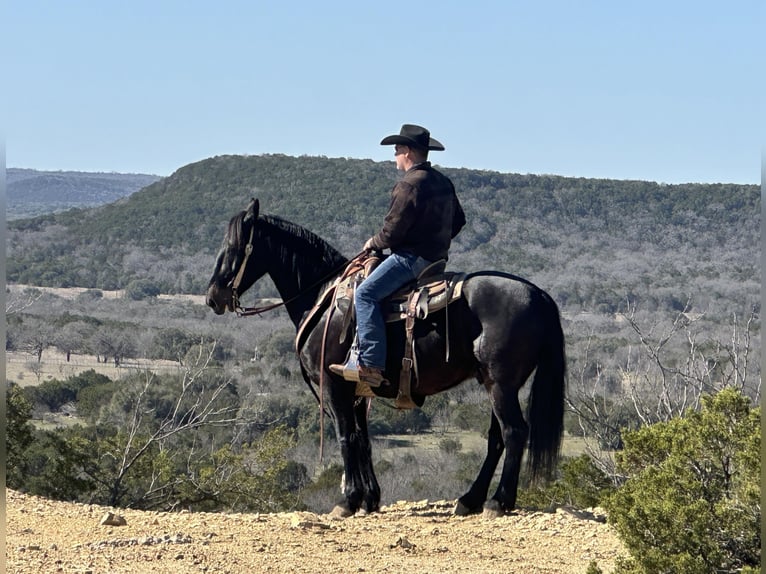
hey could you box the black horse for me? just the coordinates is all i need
[206,199,566,517]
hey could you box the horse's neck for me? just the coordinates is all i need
[262,226,342,327]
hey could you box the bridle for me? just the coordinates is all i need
[226,218,366,317]
[227,221,266,316]
[228,222,295,317]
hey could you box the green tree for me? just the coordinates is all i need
[6,383,35,487]
[76,379,119,423]
[150,328,198,362]
[23,370,112,412]
[607,388,760,573]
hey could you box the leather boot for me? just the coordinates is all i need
[328,362,388,388]
[358,365,388,388]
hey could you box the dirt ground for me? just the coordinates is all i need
[6,489,627,574]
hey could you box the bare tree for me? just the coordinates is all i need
[94,342,239,506]
[566,299,761,484]
[620,300,761,421]
[17,319,56,363]
[5,288,42,316]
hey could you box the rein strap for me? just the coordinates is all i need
[232,246,369,318]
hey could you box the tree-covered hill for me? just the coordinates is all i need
[6,154,759,318]
[7,168,161,220]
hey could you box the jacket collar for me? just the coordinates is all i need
[406,161,431,173]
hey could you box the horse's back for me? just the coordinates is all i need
[462,271,557,319]
[461,271,561,369]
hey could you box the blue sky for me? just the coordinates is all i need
[4,1,762,184]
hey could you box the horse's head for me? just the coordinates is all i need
[206,198,266,314]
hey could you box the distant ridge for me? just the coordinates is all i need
[5,154,758,319]
[7,168,162,220]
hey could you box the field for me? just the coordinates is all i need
[6,348,183,387]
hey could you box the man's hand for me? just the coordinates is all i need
[363,237,376,251]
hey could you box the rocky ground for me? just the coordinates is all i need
[6,490,627,573]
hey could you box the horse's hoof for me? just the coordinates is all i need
[482,499,512,519]
[362,501,380,515]
[330,503,354,519]
[453,500,477,516]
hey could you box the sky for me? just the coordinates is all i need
[4,1,763,184]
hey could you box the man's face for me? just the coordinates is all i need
[394,144,409,170]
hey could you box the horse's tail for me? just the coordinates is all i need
[526,292,566,481]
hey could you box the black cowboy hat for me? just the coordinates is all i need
[380,124,445,151]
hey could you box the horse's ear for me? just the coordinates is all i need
[246,198,259,221]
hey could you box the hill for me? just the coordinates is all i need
[6,489,626,574]
[7,168,161,220]
[6,154,759,319]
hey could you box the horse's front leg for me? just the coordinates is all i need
[353,397,380,513]
[330,388,380,517]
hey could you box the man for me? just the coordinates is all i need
[330,124,466,387]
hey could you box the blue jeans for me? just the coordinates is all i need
[355,252,432,370]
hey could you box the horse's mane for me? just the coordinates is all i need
[227,210,348,274]
[262,214,349,269]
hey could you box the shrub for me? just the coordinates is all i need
[124,279,161,300]
[368,406,431,434]
[23,370,114,413]
[607,388,760,573]
[438,437,462,455]
[76,289,103,302]
[517,454,614,510]
[23,378,74,411]
[450,402,489,433]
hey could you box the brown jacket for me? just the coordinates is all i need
[369,162,465,262]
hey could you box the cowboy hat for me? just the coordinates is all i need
[380,124,445,151]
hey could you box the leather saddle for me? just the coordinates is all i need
[300,254,465,408]
[332,257,465,326]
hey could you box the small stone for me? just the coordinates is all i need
[391,536,415,550]
[100,512,127,526]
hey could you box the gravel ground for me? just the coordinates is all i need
[6,489,627,574]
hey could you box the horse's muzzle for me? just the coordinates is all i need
[206,284,231,315]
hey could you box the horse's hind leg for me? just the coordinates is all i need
[484,385,528,516]
[455,411,504,515]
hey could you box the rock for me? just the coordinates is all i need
[290,514,331,530]
[391,536,415,550]
[556,506,607,523]
[99,512,127,526]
